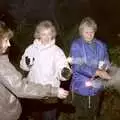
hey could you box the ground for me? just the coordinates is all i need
[58,89,120,120]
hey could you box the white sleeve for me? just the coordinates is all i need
[55,48,70,81]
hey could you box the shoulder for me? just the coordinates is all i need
[25,44,35,51]
[71,37,82,45]
[24,44,36,55]
[95,39,107,49]
[70,37,82,51]
[54,45,65,55]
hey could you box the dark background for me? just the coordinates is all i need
[1,0,120,46]
[1,1,120,120]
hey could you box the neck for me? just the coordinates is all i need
[84,38,94,44]
[41,40,50,45]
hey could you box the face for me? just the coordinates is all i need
[38,28,53,45]
[1,37,11,53]
[82,26,95,42]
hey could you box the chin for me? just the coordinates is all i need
[85,39,92,42]
[87,38,93,42]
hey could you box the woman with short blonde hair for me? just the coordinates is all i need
[78,17,97,36]
[34,20,57,39]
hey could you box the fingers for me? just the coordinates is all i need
[61,93,68,99]
[61,90,68,98]
[58,88,69,99]
[100,71,111,80]
[96,70,111,80]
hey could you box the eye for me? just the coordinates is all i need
[37,38,41,40]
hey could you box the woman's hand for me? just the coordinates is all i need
[57,88,69,99]
[95,70,111,80]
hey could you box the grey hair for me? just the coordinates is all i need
[78,17,97,35]
[34,20,57,39]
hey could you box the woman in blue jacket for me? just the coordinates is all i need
[70,17,111,120]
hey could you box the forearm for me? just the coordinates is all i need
[15,80,58,99]
[0,74,58,99]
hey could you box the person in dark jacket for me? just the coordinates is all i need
[70,17,111,120]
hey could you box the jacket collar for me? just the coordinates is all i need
[33,39,55,51]
[80,37,96,44]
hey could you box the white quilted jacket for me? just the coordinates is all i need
[20,39,69,87]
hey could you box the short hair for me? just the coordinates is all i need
[0,21,13,40]
[78,17,97,35]
[34,20,57,39]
